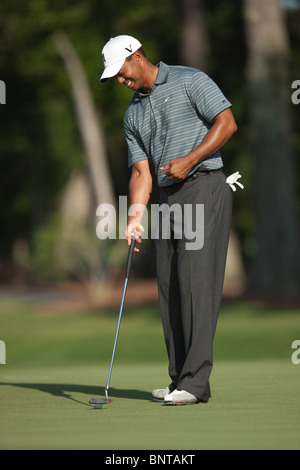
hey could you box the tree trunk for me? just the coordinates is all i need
[53,32,117,290]
[180,0,210,70]
[53,31,115,209]
[243,0,300,293]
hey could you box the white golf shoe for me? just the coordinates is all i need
[164,389,199,405]
[152,386,173,402]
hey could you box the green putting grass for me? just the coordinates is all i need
[0,297,299,449]
[0,362,299,450]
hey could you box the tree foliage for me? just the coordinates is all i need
[0,0,299,293]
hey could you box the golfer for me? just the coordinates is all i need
[100,35,237,405]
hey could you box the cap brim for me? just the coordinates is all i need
[100,58,125,83]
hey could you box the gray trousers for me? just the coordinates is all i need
[155,170,232,402]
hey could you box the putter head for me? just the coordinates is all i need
[89,398,112,405]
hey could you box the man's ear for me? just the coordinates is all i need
[132,50,142,63]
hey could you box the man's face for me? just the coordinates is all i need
[116,54,143,91]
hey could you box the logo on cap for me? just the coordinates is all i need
[125,45,133,53]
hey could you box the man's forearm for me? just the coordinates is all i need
[187,110,237,167]
[126,161,152,247]
[129,177,151,220]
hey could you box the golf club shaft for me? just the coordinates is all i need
[105,239,136,398]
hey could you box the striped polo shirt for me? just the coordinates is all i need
[124,61,231,187]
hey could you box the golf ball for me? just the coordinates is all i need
[93,404,103,409]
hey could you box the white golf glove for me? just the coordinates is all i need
[226,172,244,191]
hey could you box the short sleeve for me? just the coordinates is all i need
[189,72,232,123]
[124,115,148,168]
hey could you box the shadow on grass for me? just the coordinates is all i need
[0,382,152,406]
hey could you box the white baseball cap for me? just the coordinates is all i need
[100,35,142,83]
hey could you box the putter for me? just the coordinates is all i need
[89,239,136,407]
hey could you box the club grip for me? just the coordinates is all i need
[125,239,136,279]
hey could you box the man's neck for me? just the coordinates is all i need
[140,63,159,94]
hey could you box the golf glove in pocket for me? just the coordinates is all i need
[226,172,244,191]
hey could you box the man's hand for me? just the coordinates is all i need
[160,156,192,182]
[126,220,145,252]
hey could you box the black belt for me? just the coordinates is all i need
[186,168,222,181]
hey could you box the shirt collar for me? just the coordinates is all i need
[154,61,169,85]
